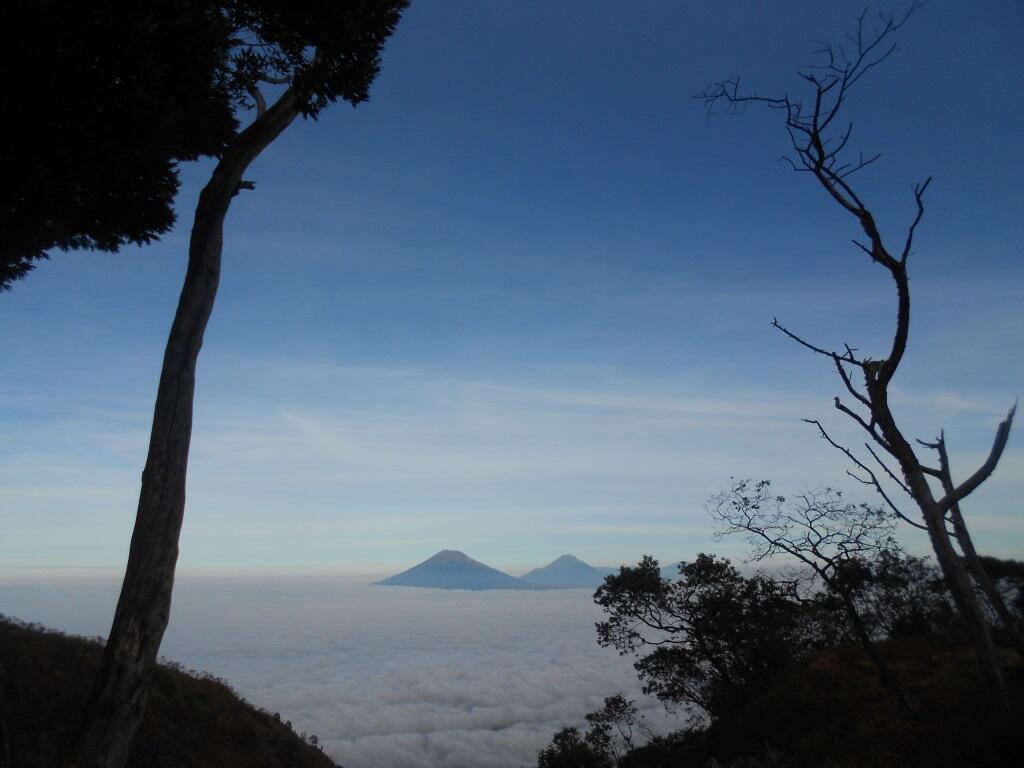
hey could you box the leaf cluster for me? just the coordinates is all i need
[538,694,653,768]
[816,549,954,643]
[2,0,239,287]
[2,0,408,288]
[595,554,818,720]
[546,547,1020,768]
[221,0,408,117]
[537,726,614,768]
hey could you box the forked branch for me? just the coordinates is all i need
[937,403,1017,513]
[700,0,1015,712]
[804,419,925,531]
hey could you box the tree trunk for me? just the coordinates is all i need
[953,510,1024,655]
[866,349,1010,711]
[0,663,11,768]
[940,452,1024,655]
[72,88,300,768]
[921,500,1009,710]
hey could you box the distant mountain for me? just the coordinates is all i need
[660,561,687,580]
[520,554,616,589]
[375,550,541,590]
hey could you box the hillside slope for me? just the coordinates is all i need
[0,615,338,768]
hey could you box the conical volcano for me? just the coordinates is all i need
[375,550,539,590]
[519,554,615,588]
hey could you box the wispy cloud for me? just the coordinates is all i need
[4,350,1021,572]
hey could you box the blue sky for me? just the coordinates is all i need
[2,0,1022,575]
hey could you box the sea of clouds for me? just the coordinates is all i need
[0,575,686,768]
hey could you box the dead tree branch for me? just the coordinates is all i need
[700,2,1014,709]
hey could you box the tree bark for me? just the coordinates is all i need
[920,500,1009,709]
[870,397,1009,709]
[862,287,1010,712]
[938,443,1024,655]
[953,509,1024,655]
[72,88,300,768]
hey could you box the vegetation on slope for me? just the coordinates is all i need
[536,548,1024,768]
[0,616,337,768]
[618,638,1023,768]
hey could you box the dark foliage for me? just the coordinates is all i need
[0,616,337,767]
[594,554,817,720]
[979,557,1024,582]
[816,549,956,643]
[538,694,650,767]
[615,637,1024,768]
[977,555,1024,628]
[1,0,407,289]
[219,0,404,116]
[584,694,648,761]
[707,478,958,709]
[537,727,613,768]
[541,548,1024,768]
[1,1,237,288]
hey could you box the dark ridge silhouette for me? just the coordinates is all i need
[375,549,544,590]
[0,615,337,767]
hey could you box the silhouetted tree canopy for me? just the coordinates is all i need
[1,1,237,289]
[707,478,945,710]
[595,554,818,720]
[1,0,401,290]
[537,695,650,768]
[540,544,1021,767]
[537,726,613,768]
[819,549,953,642]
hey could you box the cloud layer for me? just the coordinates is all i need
[1,576,686,768]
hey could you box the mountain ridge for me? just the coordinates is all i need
[376,551,619,591]
[374,549,542,590]
[520,554,615,588]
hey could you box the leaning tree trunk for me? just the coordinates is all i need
[72,88,300,768]
[867,379,1011,711]
[938,443,1024,655]
[920,499,1009,709]
[952,507,1024,655]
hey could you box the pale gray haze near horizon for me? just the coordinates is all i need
[0,576,686,768]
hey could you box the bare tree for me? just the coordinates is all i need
[700,5,1017,710]
[708,479,910,709]
[931,433,1024,655]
